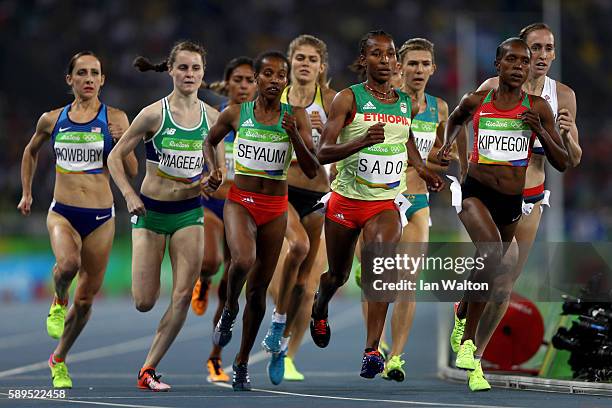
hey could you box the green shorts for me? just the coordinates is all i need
[403,193,429,220]
[131,195,203,235]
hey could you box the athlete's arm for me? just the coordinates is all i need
[285,107,319,179]
[18,111,56,216]
[202,105,239,194]
[317,89,384,164]
[108,107,138,179]
[521,97,568,172]
[108,104,161,215]
[556,83,581,167]
[437,92,482,165]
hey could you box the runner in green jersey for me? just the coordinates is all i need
[310,31,444,379]
[203,51,319,391]
[108,41,219,392]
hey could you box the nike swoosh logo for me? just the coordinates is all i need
[59,127,71,132]
[479,112,495,116]
[96,214,111,220]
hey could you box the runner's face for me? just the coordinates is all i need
[66,55,104,100]
[401,50,435,92]
[362,35,397,82]
[525,29,555,77]
[227,64,256,104]
[496,43,531,88]
[256,57,289,100]
[291,44,324,85]
[169,51,205,94]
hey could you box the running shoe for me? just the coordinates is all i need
[262,321,286,354]
[360,349,385,379]
[378,339,391,361]
[267,349,285,385]
[283,356,305,381]
[467,360,491,392]
[137,367,171,391]
[382,355,405,382]
[450,302,466,353]
[48,354,72,389]
[206,358,229,382]
[232,361,251,391]
[191,278,210,316]
[310,292,331,348]
[455,339,477,370]
[47,303,67,339]
[213,307,237,347]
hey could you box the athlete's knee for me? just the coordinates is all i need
[134,297,156,313]
[287,238,310,264]
[291,283,306,299]
[479,242,504,268]
[329,270,350,288]
[231,253,256,275]
[55,254,81,276]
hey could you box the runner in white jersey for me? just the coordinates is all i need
[263,34,337,385]
[451,23,581,367]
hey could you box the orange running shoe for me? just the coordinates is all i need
[207,358,230,382]
[137,367,171,392]
[191,278,210,316]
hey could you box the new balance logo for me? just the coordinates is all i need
[241,118,254,127]
[242,196,255,204]
[333,212,345,220]
[196,217,204,223]
[162,128,176,136]
[362,101,376,110]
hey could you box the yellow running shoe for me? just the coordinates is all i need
[283,356,304,381]
[47,303,67,339]
[467,360,491,392]
[455,340,477,370]
[48,354,72,389]
[450,304,466,353]
[207,358,230,382]
[382,355,405,382]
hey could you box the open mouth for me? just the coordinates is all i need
[510,73,523,80]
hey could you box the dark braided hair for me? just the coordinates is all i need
[350,30,395,81]
[495,37,530,61]
[253,51,290,76]
[133,40,206,73]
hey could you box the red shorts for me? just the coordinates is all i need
[227,184,288,226]
[325,191,397,229]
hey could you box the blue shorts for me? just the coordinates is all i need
[402,193,429,220]
[50,200,114,238]
[202,196,225,221]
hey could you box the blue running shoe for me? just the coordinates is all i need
[213,307,237,347]
[267,349,286,385]
[360,349,385,379]
[232,361,251,391]
[262,321,286,354]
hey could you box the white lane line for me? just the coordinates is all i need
[0,323,210,379]
[217,385,527,408]
[214,305,526,408]
[0,392,173,408]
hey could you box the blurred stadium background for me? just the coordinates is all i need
[0,0,611,381]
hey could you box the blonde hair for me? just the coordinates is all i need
[287,34,330,88]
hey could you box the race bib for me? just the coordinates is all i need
[411,120,437,160]
[235,129,290,174]
[54,132,104,173]
[356,143,407,189]
[157,138,204,182]
[477,118,531,165]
